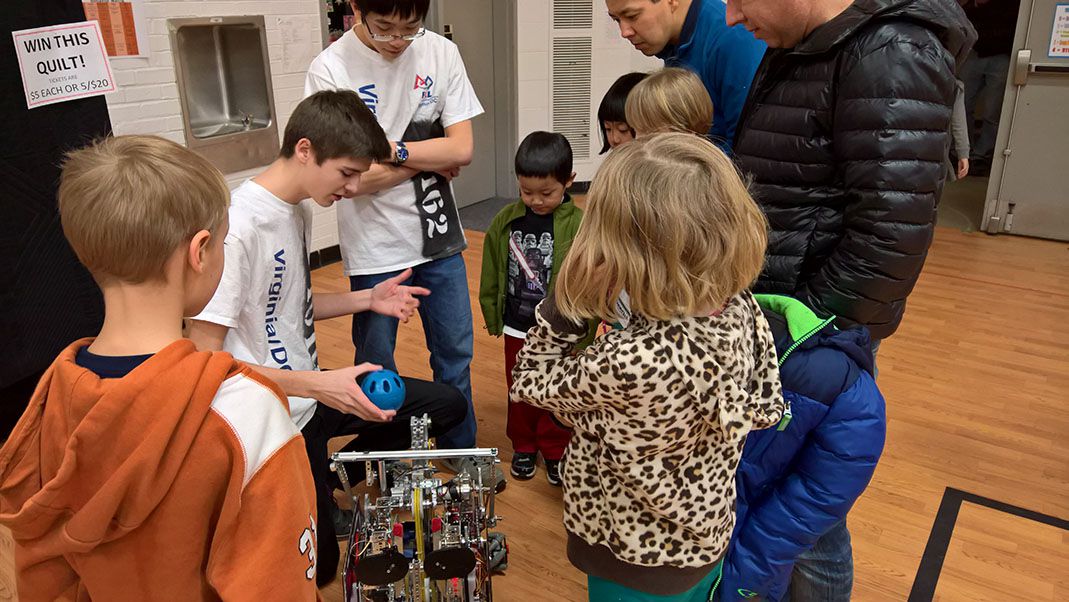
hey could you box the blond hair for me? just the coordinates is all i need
[625,67,714,136]
[556,132,767,322]
[58,135,229,284]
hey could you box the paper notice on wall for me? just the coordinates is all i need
[279,16,319,73]
[82,1,148,58]
[12,21,117,109]
[1051,4,1069,58]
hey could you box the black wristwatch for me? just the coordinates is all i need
[393,141,409,166]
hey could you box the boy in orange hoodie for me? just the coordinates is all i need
[0,136,320,601]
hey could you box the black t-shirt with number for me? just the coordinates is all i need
[504,207,557,333]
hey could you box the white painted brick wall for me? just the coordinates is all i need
[516,0,662,182]
[103,0,342,251]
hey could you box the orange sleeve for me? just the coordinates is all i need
[206,437,320,601]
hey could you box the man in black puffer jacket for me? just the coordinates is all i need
[728,0,976,345]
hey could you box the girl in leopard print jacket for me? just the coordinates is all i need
[511,133,785,601]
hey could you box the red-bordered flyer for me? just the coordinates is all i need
[12,21,117,109]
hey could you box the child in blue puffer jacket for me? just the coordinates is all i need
[716,294,887,602]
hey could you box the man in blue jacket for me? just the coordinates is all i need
[717,295,886,601]
[605,0,766,150]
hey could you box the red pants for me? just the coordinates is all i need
[504,334,571,460]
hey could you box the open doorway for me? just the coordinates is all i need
[938,0,1023,232]
[980,0,1069,241]
[427,0,517,210]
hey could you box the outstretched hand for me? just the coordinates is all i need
[370,268,431,322]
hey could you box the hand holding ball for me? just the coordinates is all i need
[359,369,406,411]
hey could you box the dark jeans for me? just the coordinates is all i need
[349,253,476,448]
[301,376,468,586]
[787,519,853,602]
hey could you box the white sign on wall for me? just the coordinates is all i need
[12,21,117,109]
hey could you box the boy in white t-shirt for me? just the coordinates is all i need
[188,90,468,587]
[305,0,499,486]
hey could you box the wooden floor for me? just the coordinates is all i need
[933,501,1067,601]
[313,226,1069,601]
[1,226,1065,601]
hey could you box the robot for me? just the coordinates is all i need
[332,416,507,602]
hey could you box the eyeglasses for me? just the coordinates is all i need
[360,19,426,42]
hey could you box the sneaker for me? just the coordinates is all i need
[332,503,353,540]
[510,452,537,480]
[440,457,507,493]
[544,459,562,487]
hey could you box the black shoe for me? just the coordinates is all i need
[545,459,562,487]
[332,504,353,540]
[510,452,537,480]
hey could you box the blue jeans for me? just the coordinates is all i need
[787,519,853,602]
[870,339,881,379]
[349,252,476,448]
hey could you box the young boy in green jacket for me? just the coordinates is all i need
[479,131,582,486]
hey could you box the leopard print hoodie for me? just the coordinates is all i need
[511,290,784,574]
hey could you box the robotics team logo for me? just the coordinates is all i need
[414,74,439,107]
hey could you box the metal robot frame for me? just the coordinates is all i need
[331,415,504,602]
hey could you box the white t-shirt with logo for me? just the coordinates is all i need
[195,180,319,429]
[305,29,484,276]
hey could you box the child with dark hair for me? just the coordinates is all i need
[352,0,429,20]
[598,72,648,153]
[478,131,584,485]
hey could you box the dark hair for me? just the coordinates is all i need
[597,72,648,154]
[281,90,391,164]
[515,131,573,185]
[353,0,430,20]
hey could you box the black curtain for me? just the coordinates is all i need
[0,1,112,439]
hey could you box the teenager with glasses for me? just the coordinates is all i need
[305,0,506,491]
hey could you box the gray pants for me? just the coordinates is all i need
[961,51,1011,163]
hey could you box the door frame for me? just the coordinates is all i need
[428,0,519,201]
[492,1,519,199]
[982,0,1042,234]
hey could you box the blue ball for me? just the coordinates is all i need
[360,369,406,411]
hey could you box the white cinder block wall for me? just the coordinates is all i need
[101,0,340,251]
[516,1,662,182]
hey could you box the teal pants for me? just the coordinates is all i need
[587,563,722,602]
